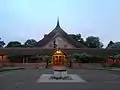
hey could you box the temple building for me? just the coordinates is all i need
[36,18,86,49]
[0,19,120,63]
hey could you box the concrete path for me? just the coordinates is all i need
[0,69,120,90]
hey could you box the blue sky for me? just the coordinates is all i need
[0,0,120,47]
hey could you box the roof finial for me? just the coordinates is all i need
[56,17,60,27]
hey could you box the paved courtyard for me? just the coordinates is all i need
[0,68,120,90]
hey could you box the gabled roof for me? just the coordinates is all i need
[36,19,87,48]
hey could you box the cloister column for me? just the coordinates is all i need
[22,56,25,63]
[1,55,4,62]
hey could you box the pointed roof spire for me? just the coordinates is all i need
[57,17,59,26]
[56,17,61,28]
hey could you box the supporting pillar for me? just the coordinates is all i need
[1,55,3,62]
[1,55,4,67]
[23,56,25,63]
[46,60,48,68]
[23,56,26,64]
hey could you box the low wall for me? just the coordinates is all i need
[0,62,82,68]
[0,63,47,68]
[0,62,114,69]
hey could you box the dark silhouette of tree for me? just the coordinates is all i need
[85,36,103,48]
[6,41,22,47]
[70,34,86,46]
[24,39,37,47]
[0,38,5,47]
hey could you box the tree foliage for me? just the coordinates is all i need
[114,54,120,60]
[72,53,81,61]
[86,36,103,48]
[70,34,86,46]
[70,34,104,48]
[72,53,91,62]
[0,38,5,47]
[7,55,23,63]
[6,41,22,47]
[42,55,51,68]
[24,39,37,47]
[43,55,51,62]
[72,34,82,42]
[72,53,106,63]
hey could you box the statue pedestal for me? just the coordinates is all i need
[52,66,67,79]
[53,70,67,79]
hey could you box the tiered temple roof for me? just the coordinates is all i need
[36,18,86,48]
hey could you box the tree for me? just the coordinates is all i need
[24,39,37,47]
[73,34,81,41]
[86,36,103,48]
[6,41,22,47]
[70,34,86,46]
[107,41,114,48]
[108,42,120,49]
[0,38,5,47]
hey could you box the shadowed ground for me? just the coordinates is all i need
[0,68,120,90]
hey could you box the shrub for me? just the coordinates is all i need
[42,55,51,68]
[72,53,80,62]
[43,55,51,63]
[72,53,107,63]
[89,56,107,63]
[28,55,39,63]
[72,53,91,63]
[79,53,91,63]
[114,54,120,60]
[7,55,23,63]
[37,56,43,62]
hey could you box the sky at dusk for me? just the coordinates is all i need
[0,0,120,47]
